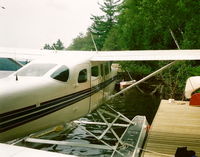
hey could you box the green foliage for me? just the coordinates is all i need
[104,0,199,50]
[43,39,65,50]
[156,62,190,99]
[65,0,199,99]
[67,0,199,51]
[90,0,121,50]
[120,61,158,77]
[102,0,200,99]
[43,44,52,50]
[182,16,200,49]
[188,66,200,76]
[66,0,121,51]
[67,32,96,51]
[155,61,200,99]
[52,39,65,50]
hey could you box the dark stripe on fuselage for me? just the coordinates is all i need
[0,89,92,132]
[0,88,91,122]
[0,76,117,133]
[0,104,36,119]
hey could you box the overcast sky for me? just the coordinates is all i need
[0,0,103,49]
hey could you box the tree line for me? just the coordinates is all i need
[43,0,200,99]
[66,0,199,51]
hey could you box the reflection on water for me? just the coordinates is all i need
[121,87,160,124]
[24,88,160,156]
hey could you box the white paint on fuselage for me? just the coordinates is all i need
[0,52,117,142]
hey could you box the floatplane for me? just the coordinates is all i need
[0,47,200,156]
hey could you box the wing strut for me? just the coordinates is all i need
[110,27,181,99]
[109,61,176,100]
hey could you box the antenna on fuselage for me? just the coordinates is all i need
[14,49,19,81]
[15,74,18,81]
[91,33,98,52]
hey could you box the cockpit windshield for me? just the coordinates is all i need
[17,63,56,77]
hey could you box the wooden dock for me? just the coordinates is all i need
[142,99,200,157]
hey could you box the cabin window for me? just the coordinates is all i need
[51,65,69,82]
[78,69,87,83]
[17,63,56,77]
[104,62,110,75]
[91,66,99,77]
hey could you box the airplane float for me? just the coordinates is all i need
[0,48,200,142]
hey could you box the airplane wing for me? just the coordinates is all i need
[0,47,48,78]
[0,47,47,61]
[91,49,200,61]
[1,47,200,61]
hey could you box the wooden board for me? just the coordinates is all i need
[142,100,200,157]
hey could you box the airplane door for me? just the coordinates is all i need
[72,63,90,119]
[102,62,112,100]
[90,63,104,112]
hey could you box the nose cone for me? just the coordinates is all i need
[0,76,58,141]
[0,76,45,114]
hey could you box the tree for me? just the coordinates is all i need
[43,44,52,50]
[67,32,96,51]
[90,0,121,50]
[43,39,65,50]
[103,0,200,99]
[52,39,65,50]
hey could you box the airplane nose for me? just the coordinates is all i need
[0,77,37,114]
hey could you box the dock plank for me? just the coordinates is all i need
[142,100,200,157]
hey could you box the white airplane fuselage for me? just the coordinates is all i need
[0,52,117,142]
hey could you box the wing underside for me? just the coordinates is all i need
[91,50,200,61]
[0,48,200,61]
[0,47,45,61]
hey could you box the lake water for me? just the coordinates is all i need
[23,87,160,156]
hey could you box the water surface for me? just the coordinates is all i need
[24,88,160,156]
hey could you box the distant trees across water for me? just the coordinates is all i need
[43,39,65,50]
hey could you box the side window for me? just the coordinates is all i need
[51,65,69,82]
[78,69,87,83]
[91,66,99,77]
[104,62,110,75]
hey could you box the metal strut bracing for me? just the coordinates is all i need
[73,105,138,157]
[12,104,147,157]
